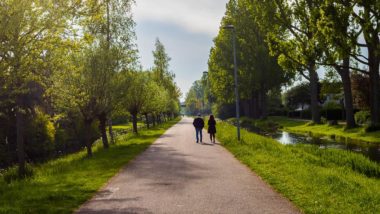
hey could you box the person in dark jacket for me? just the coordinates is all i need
[193,114,204,143]
[208,115,217,143]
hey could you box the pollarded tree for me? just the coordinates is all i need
[121,71,155,134]
[140,76,164,129]
[52,47,105,157]
[82,0,137,146]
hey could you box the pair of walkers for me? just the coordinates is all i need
[192,114,216,143]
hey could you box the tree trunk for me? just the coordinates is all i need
[259,88,268,119]
[98,112,109,149]
[16,109,25,177]
[152,114,156,126]
[368,48,380,128]
[108,119,115,144]
[242,100,250,118]
[145,113,150,129]
[253,92,261,119]
[337,58,356,128]
[84,119,93,157]
[309,62,321,123]
[132,113,138,134]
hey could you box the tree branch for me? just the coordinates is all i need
[350,53,369,65]
[317,61,369,75]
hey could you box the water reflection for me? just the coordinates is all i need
[272,131,380,163]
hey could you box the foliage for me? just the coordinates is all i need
[152,38,181,102]
[355,111,371,126]
[320,70,343,101]
[251,0,324,123]
[0,0,181,170]
[207,0,290,119]
[25,109,56,163]
[284,82,311,111]
[185,79,211,115]
[212,103,236,120]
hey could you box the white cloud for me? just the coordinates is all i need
[133,0,228,36]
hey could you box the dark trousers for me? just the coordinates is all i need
[195,128,203,142]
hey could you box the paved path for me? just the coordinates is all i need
[76,117,299,214]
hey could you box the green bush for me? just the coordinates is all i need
[240,117,253,127]
[25,109,56,162]
[321,116,328,124]
[355,110,370,125]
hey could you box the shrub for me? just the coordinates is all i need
[25,109,56,162]
[321,108,344,120]
[240,117,253,128]
[355,111,370,125]
[328,120,338,126]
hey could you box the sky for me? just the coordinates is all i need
[132,0,229,101]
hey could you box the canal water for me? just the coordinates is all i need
[271,131,380,163]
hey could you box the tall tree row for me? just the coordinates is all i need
[0,1,180,175]
[251,0,379,128]
[206,0,290,119]
[200,0,379,130]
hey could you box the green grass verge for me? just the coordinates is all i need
[0,118,180,214]
[112,122,145,130]
[215,121,380,213]
[270,116,380,144]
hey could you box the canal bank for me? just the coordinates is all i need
[270,116,380,144]
[227,116,380,163]
[213,120,380,213]
[273,130,380,163]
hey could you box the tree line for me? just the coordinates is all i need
[0,0,180,177]
[186,0,378,130]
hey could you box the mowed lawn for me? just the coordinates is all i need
[0,119,179,214]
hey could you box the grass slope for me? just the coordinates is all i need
[271,116,380,144]
[215,121,380,213]
[0,119,179,214]
[112,122,145,130]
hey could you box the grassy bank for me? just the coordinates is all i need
[270,116,380,144]
[0,118,180,214]
[215,121,380,213]
[112,122,145,130]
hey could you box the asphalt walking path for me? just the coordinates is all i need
[76,117,299,214]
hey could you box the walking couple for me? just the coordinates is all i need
[192,114,217,144]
